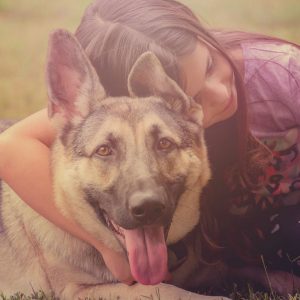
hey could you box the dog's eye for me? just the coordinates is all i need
[157,138,173,151]
[96,145,112,156]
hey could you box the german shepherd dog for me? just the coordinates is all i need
[0,30,225,299]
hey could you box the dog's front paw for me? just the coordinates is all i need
[62,282,229,300]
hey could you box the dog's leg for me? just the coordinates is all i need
[45,253,229,300]
[62,282,229,300]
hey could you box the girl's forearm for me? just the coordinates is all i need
[0,114,132,283]
[0,133,86,240]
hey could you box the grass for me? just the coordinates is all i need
[0,0,90,118]
[0,286,299,300]
[0,0,299,118]
[0,290,57,300]
[230,285,300,300]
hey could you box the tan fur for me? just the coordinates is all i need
[0,30,227,299]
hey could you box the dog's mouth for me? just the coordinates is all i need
[100,209,168,285]
[102,210,125,238]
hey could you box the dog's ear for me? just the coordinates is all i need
[128,52,188,112]
[128,52,203,126]
[46,29,106,127]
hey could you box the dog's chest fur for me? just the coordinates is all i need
[0,182,117,295]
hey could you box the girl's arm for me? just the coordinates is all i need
[0,109,132,284]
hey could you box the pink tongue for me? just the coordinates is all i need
[123,226,167,285]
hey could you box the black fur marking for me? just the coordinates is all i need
[71,111,108,158]
[83,187,106,225]
[59,122,73,148]
[83,187,123,235]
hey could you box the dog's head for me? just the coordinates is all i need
[46,29,210,284]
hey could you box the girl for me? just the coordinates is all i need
[0,0,299,289]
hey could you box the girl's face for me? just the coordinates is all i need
[179,42,238,128]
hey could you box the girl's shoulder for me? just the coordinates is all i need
[241,40,299,90]
[241,40,300,138]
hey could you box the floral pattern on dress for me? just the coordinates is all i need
[230,128,300,215]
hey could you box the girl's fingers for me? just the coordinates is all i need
[98,246,134,285]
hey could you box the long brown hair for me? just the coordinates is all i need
[75,0,272,262]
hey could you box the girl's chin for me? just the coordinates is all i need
[221,94,238,119]
[204,104,237,128]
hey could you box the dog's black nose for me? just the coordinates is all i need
[129,192,165,225]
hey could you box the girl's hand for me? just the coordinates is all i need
[0,109,133,284]
[97,243,134,284]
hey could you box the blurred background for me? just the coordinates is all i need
[0,0,299,119]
